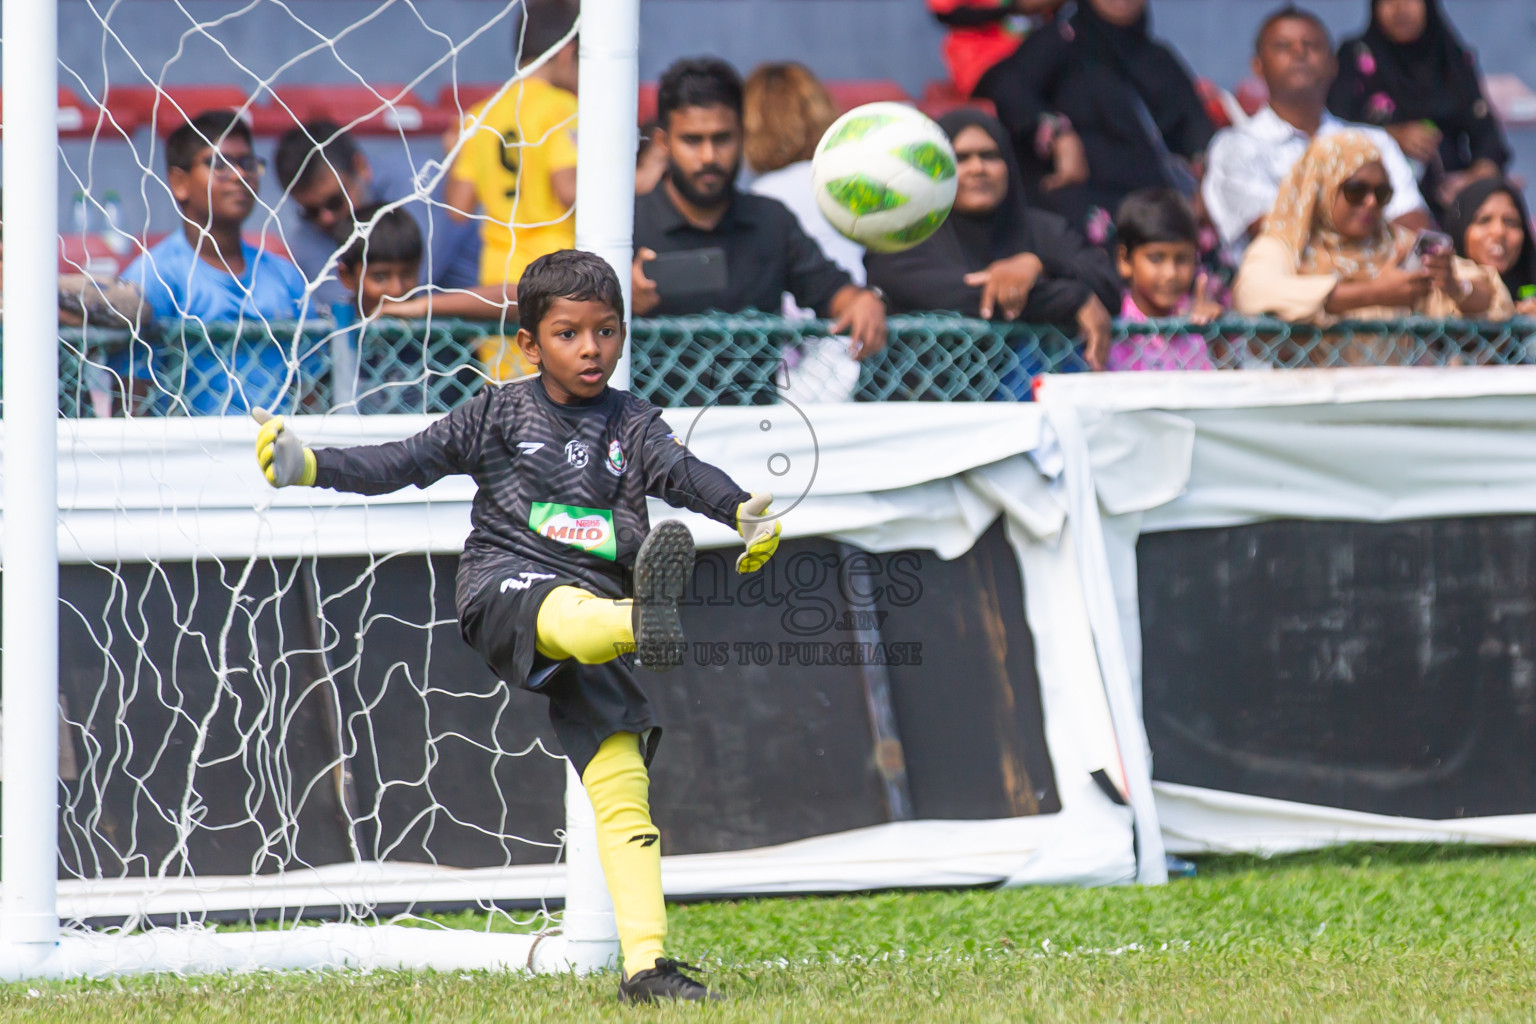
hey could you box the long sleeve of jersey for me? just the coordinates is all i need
[312,386,490,495]
[636,412,750,530]
[659,456,751,530]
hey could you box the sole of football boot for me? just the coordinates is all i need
[631,520,694,670]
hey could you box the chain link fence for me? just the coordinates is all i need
[35,311,1536,416]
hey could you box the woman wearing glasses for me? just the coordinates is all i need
[1232,131,1508,345]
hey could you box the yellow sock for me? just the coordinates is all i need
[535,586,634,664]
[582,732,667,976]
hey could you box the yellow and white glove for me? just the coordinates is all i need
[253,407,317,488]
[735,492,781,573]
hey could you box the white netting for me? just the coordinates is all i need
[57,0,580,418]
[37,0,592,941]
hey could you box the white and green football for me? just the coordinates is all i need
[811,102,957,254]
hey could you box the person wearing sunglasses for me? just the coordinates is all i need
[1233,130,1508,344]
[274,119,482,310]
[123,109,311,413]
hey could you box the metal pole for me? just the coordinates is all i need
[574,0,639,390]
[2,0,63,947]
[562,0,638,971]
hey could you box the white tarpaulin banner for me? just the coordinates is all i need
[1042,367,1536,856]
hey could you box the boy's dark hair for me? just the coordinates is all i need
[516,0,579,66]
[657,57,743,129]
[1114,188,1199,253]
[275,119,361,193]
[518,250,624,334]
[339,204,423,271]
[166,109,253,172]
[1255,4,1331,53]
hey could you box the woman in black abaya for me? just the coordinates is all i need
[1327,0,1509,216]
[975,0,1214,229]
[864,110,1121,388]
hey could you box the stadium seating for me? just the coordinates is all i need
[270,83,453,136]
[917,79,995,119]
[1485,73,1536,126]
[0,86,115,138]
[68,71,1530,151]
[440,80,653,127]
[72,78,1004,141]
[638,81,658,126]
[436,80,658,125]
[435,81,503,118]
[1195,77,1243,130]
[108,84,267,136]
[1233,76,1269,117]
[825,79,910,113]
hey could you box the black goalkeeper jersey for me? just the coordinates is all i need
[312,378,749,613]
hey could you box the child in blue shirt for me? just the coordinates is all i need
[124,109,313,414]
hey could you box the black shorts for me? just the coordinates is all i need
[458,563,660,777]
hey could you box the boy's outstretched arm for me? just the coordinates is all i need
[251,389,489,496]
[374,283,516,321]
[650,448,782,574]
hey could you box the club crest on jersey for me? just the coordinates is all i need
[605,439,626,476]
[527,502,617,560]
[564,439,590,468]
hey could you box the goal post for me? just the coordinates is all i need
[574,0,641,391]
[2,0,64,956]
[555,0,645,972]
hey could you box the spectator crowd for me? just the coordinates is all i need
[47,0,1536,413]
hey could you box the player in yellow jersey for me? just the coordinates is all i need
[447,0,579,378]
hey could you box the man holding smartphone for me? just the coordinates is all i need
[632,57,888,359]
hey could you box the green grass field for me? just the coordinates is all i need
[4,844,1535,1023]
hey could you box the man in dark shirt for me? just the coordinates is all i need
[631,57,888,359]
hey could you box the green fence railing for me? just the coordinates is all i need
[38,310,1536,417]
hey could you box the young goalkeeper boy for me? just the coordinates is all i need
[253,249,780,1003]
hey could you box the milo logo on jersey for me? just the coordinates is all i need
[528,502,617,561]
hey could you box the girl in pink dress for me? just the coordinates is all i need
[1109,188,1223,371]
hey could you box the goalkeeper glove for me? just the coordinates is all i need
[735,492,781,573]
[253,407,317,488]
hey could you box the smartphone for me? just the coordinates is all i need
[646,247,729,299]
[1402,230,1453,271]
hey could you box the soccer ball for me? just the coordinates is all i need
[811,102,957,254]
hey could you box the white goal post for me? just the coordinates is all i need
[3,0,65,962]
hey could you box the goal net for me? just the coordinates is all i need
[4,0,625,975]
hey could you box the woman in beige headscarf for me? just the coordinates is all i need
[1233,131,1510,332]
